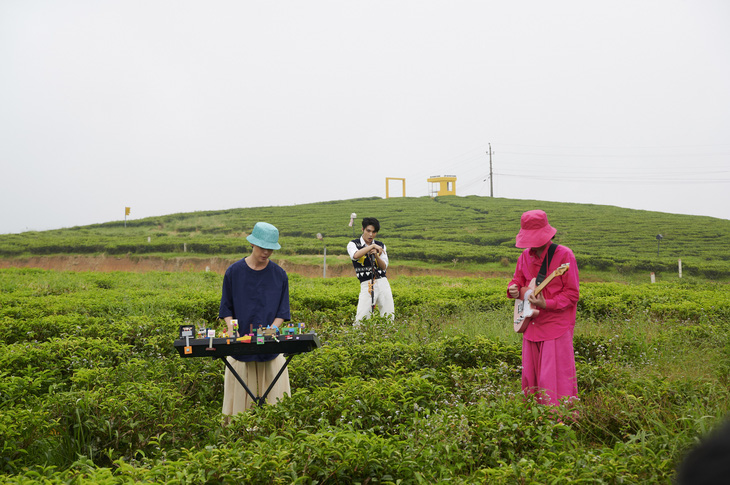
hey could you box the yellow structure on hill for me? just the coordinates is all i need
[385,177,406,198]
[427,175,457,197]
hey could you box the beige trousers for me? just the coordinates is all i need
[221,354,291,415]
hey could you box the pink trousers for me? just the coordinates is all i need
[521,328,577,406]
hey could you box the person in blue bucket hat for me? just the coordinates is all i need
[245,221,281,250]
[218,222,290,419]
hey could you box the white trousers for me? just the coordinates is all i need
[355,278,395,323]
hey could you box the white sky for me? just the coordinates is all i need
[1,0,729,234]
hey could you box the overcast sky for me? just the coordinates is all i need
[1,0,729,234]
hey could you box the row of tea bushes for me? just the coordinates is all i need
[2,269,728,336]
[3,334,727,482]
[2,268,730,482]
[2,194,729,278]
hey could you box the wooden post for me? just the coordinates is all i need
[650,272,656,283]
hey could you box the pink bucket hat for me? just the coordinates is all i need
[515,210,557,248]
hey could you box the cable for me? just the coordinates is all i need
[495,172,730,184]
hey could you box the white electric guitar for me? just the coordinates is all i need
[513,263,570,333]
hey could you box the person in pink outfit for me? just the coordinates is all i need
[507,210,580,406]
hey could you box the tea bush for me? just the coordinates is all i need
[1,268,729,483]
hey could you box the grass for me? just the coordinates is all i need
[436,304,521,343]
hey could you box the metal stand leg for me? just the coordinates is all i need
[219,354,294,407]
[259,354,293,405]
[220,356,258,404]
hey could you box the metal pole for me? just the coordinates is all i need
[369,253,376,312]
[488,143,493,197]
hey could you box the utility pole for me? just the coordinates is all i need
[487,143,494,197]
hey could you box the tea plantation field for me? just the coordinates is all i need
[2,195,729,280]
[1,267,729,483]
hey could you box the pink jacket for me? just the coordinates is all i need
[508,244,580,341]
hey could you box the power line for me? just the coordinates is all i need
[497,142,730,150]
[498,150,730,158]
[495,172,730,184]
[424,142,730,198]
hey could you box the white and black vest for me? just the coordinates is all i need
[351,239,387,283]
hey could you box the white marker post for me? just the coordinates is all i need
[316,233,326,278]
[349,213,357,237]
[678,259,682,278]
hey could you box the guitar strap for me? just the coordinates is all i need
[535,243,558,286]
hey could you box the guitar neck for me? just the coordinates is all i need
[533,263,570,297]
[534,275,557,296]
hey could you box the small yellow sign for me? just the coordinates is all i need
[125,207,131,216]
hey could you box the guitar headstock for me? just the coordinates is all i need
[554,263,570,276]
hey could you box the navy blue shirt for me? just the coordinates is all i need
[219,258,290,362]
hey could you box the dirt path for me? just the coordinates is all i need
[0,255,508,279]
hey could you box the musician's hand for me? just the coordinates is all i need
[368,244,382,256]
[528,292,546,309]
[508,284,519,299]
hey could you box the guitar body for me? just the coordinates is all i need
[512,263,570,334]
[514,279,540,333]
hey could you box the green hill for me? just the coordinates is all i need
[1,195,728,279]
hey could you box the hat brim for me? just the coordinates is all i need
[515,226,557,248]
[247,235,281,250]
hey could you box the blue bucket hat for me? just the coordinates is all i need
[246,222,281,250]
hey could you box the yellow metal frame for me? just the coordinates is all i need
[385,177,406,198]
